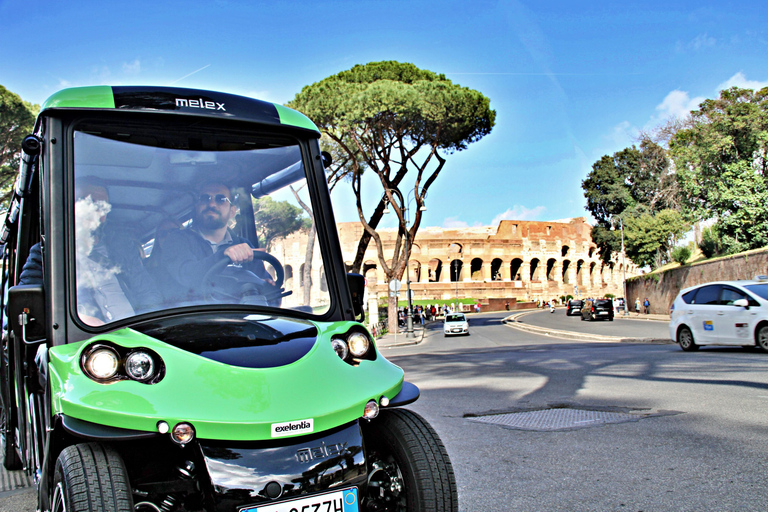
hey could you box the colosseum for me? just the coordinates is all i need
[271,217,641,310]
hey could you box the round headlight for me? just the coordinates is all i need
[84,347,119,381]
[348,332,370,357]
[171,423,195,445]
[331,339,349,360]
[125,351,155,381]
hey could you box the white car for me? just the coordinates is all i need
[669,278,768,351]
[444,313,469,336]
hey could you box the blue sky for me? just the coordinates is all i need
[1,0,766,229]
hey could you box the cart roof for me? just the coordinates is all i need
[41,85,319,134]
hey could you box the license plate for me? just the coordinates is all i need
[452,328,462,332]
[599,311,608,315]
[242,488,358,512]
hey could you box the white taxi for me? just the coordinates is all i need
[443,313,469,336]
[669,277,768,351]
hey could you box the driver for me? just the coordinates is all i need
[156,181,276,304]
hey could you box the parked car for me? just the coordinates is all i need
[581,299,615,321]
[444,313,469,336]
[566,299,584,316]
[669,278,768,351]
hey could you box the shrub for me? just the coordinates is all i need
[671,245,692,265]
[699,225,722,258]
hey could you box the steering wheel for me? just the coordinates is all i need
[202,251,286,304]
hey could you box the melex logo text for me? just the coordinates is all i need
[271,419,314,438]
[175,98,226,111]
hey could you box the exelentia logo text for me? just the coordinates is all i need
[271,419,314,438]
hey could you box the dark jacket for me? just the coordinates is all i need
[154,227,268,304]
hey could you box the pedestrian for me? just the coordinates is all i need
[505,300,510,311]
[635,298,641,315]
[643,298,650,314]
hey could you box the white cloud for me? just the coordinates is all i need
[676,33,716,52]
[491,206,546,225]
[717,72,768,92]
[442,217,469,229]
[655,89,706,120]
[122,59,141,75]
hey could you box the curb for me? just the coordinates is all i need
[502,311,674,344]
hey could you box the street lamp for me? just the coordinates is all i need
[383,188,426,338]
[614,216,628,317]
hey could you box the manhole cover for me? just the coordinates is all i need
[467,407,649,431]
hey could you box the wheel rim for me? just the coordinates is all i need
[679,329,692,348]
[367,454,407,511]
[51,482,67,512]
[758,328,768,349]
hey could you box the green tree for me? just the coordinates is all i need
[288,61,495,331]
[669,86,768,253]
[699,224,722,258]
[1,85,39,206]
[623,209,690,268]
[252,196,310,250]
[582,140,678,265]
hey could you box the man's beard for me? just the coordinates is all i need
[196,209,227,231]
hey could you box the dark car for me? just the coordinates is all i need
[566,299,584,316]
[581,299,615,321]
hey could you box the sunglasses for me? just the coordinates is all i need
[197,193,232,206]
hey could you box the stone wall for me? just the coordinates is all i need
[626,248,768,315]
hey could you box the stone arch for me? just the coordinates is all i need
[450,259,463,282]
[562,259,571,284]
[409,259,421,282]
[410,243,421,255]
[285,265,294,281]
[588,247,595,258]
[491,258,503,281]
[530,258,541,280]
[576,259,585,286]
[510,258,523,281]
[429,258,442,282]
[448,242,463,256]
[319,265,328,292]
[590,261,596,285]
[470,258,483,280]
[546,258,557,281]
[562,245,570,257]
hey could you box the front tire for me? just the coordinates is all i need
[756,325,768,352]
[52,443,133,512]
[677,326,699,352]
[363,409,458,512]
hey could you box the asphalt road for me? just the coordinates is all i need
[5,312,768,511]
[515,308,672,340]
[384,312,768,511]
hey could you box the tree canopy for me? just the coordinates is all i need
[583,85,768,266]
[252,196,311,250]
[288,61,495,331]
[1,85,39,206]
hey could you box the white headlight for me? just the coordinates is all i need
[125,351,155,381]
[84,347,119,380]
[331,339,349,360]
[348,332,370,357]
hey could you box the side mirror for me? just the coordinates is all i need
[321,151,333,169]
[7,284,47,343]
[733,298,749,309]
[346,273,365,322]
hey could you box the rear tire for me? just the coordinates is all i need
[678,326,699,352]
[0,348,21,470]
[51,443,133,512]
[363,409,458,512]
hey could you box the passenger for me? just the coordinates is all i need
[156,181,276,304]
[73,179,162,325]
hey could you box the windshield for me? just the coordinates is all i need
[72,120,330,326]
[446,314,465,322]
